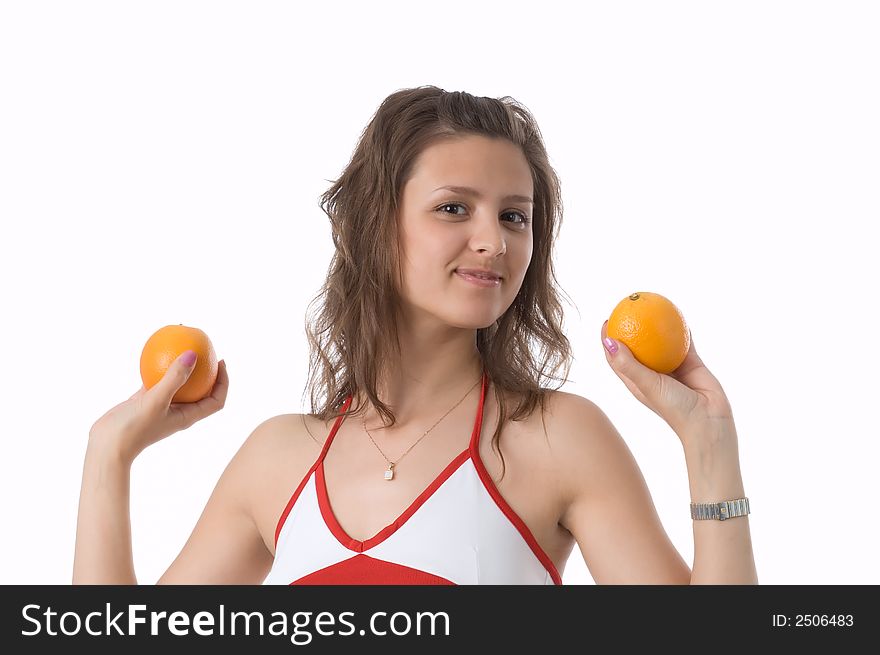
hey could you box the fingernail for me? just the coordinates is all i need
[603,337,618,355]
[181,350,197,367]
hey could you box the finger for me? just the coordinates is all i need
[150,351,198,408]
[170,359,228,428]
[668,327,707,379]
[195,359,229,412]
[601,320,663,408]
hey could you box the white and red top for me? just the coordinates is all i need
[263,370,562,585]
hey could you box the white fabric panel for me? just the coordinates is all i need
[264,459,552,585]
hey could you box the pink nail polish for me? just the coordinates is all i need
[603,337,618,354]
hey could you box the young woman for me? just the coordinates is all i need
[74,86,757,585]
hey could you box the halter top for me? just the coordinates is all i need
[263,371,562,585]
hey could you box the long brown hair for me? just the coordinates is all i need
[301,85,575,481]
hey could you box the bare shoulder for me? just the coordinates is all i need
[243,413,322,452]
[238,413,333,553]
[539,391,632,502]
[542,391,691,584]
[238,412,334,460]
[236,413,327,501]
[155,414,311,584]
[222,414,309,485]
[539,390,615,445]
[503,388,600,445]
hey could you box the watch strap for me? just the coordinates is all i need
[690,497,750,521]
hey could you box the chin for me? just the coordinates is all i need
[446,311,503,330]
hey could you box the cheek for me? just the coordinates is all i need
[404,231,454,272]
[398,247,446,295]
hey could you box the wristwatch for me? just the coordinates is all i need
[690,497,750,521]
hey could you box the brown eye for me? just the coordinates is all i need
[505,211,531,225]
[438,203,465,215]
[436,202,530,225]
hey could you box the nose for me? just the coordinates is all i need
[469,212,507,257]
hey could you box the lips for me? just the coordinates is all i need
[455,270,502,288]
[455,268,502,280]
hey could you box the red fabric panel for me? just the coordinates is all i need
[290,554,455,585]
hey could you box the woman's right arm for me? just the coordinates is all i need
[72,435,139,584]
[73,351,232,584]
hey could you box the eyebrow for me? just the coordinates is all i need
[432,185,534,205]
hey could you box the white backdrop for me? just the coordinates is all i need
[1,0,877,585]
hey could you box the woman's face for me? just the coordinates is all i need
[396,134,534,330]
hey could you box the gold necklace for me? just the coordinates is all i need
[362,374,482,481]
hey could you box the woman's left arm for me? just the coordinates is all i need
[679,420,758,584]
[600,320,758,585]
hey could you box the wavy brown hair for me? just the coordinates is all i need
[301,85,575,481]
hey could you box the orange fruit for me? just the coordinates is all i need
[140,324,218,403]
[607,292,690,374]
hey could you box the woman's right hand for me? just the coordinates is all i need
[89,353,229,461]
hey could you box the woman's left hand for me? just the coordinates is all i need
[600,320,734,441]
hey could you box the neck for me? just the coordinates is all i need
[358,353,485,431]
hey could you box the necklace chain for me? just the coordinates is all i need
[363,373,482,480]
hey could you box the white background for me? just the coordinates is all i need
[1,1,877,585]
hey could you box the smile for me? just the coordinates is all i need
[455,271,501,288]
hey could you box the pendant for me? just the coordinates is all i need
[384,464,394,481]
